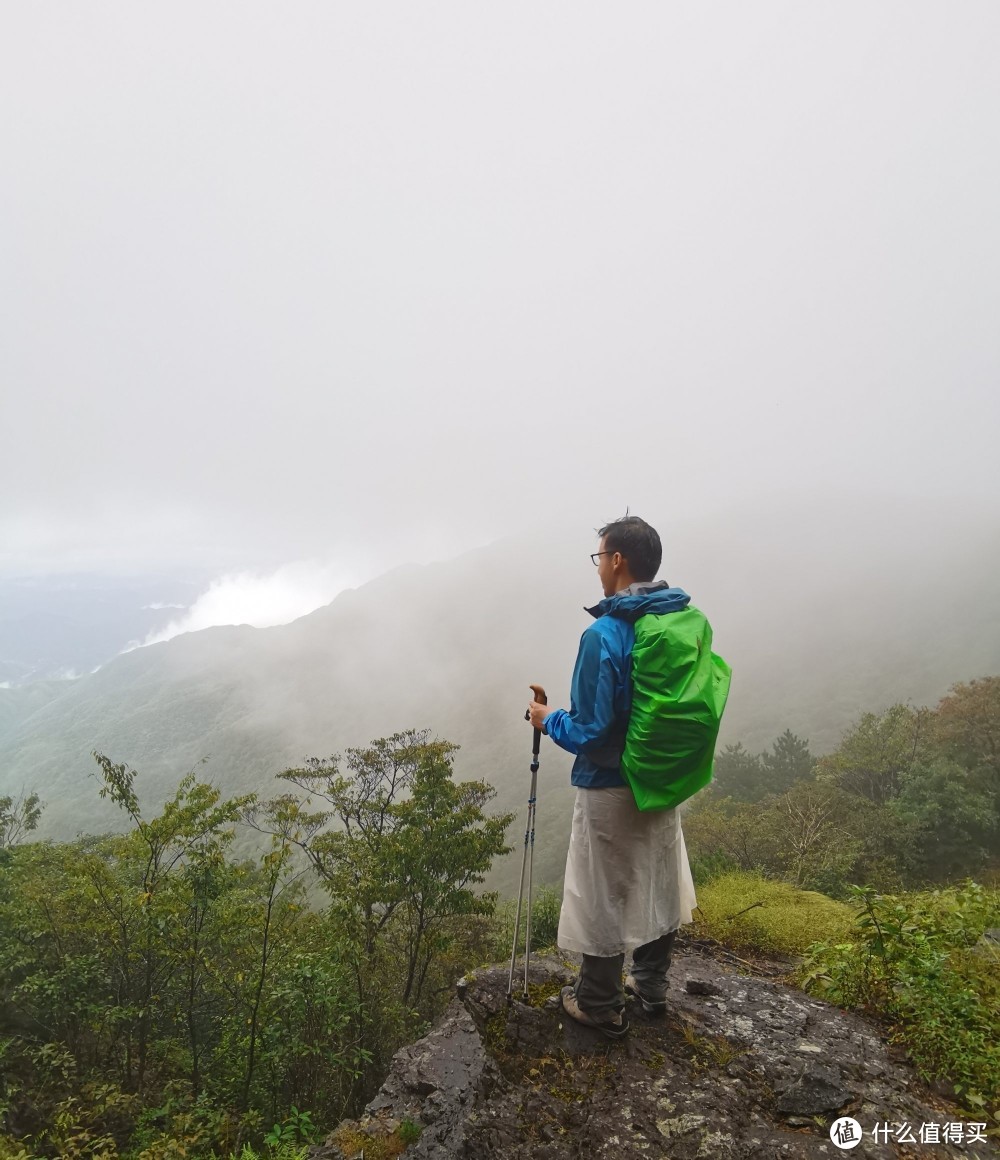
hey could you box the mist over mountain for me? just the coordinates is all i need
[1,496,997,894]
[0,573,213,686]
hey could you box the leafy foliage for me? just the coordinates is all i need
[684,780,872,896]
[934,676,1000,776]
[889,757,997,879]
[492,885,562,962]
[3,675,1000,1153]
[708,731,814,803]
[0,732,513,1157]
[798,882,1000,1121]
[687,681,1000,1111]
[0,792,41,851]
[256,730,513,1101]
[814,703,930,805]
[708,742,769,802]
[263,1105,315,1149]
[689,682,1000,894]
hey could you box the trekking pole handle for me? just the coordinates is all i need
[524,685,548,721]
[525,684,548,758]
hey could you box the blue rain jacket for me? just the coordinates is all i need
[543,582,692,788]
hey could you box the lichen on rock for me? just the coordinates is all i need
[310,942,999,1159]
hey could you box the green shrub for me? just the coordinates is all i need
[263,1106,316,1150]
[398,1117,422,1144]
[798,881,1000,1120]
[0,1140,32,1160]
[689,850,740,886]
[230,1146,307,1160]
[492,885,561,958]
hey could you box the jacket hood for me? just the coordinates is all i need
[586,580,691,623]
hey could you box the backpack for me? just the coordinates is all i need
[620,606,731,811]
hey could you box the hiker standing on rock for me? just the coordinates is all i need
[528,514,730,1038]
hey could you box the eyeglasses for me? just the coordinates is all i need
[590,551,614,566]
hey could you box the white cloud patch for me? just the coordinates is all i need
[136,560,359,647]
[141,602,187,610]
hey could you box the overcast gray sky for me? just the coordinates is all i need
[3,4,999,611]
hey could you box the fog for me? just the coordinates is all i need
[3,3,999,604]
[135,559,361,647]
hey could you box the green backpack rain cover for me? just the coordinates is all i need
[621,606,731,812]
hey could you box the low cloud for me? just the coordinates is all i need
[141,602,187,611]
[135,560,359,647]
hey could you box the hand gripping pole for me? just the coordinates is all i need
[508,684,546,1005]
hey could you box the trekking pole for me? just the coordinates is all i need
[507,683,547,1006]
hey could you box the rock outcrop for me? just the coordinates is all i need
[310,939,998,1159]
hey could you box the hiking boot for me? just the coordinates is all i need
[624,973,668,1015]
[559,986,629,1040]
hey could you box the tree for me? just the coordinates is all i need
[683,795,782,875]
[262,730,513,1099]
[765,780,857,890]
[0,760,374,1152]
[0,789,42,849]
[709,742,769,802]
[686,776,918,895]
[889,756,998,881]
[763,730,814,792]
[816,704,931,805]
[934,676,1000,776]
[709,731,814,802]
[91,752,255,1091]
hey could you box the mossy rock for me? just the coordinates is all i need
[692,871,853,956]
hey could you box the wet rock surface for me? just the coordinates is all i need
[310,941,998,1159]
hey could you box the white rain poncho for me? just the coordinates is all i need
[557,786,697,958]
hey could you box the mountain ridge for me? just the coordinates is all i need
[2,502,998,893]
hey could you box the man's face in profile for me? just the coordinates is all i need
[596,536,619,598]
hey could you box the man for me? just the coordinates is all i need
[527,515,698,1038]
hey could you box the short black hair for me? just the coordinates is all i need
[598,515,662,581]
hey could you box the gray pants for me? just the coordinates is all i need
[574,930,677,1016]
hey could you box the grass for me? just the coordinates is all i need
[679,1023,749,1072]
[328,1123,417,1160]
